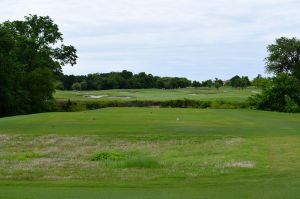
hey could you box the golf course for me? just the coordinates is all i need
[54,87,257,103]
[2,4,300,198]
[0,105,300,198]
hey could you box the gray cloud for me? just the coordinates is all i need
[1,0,300,80]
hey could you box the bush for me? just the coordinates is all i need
[249,73,300,112]
[54,99,247,111]
[210,101,235,109]
[71,82,81,91]
[59,99,78,112]
[284,96,300,113]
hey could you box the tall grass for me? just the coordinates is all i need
[55,99,249,112]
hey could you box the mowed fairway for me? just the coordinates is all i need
[54,87,258,102]
[0,108,300,199]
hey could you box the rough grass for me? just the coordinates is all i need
[119,156,160,169]
[90,152,126,161]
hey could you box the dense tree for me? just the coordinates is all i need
[0,15,77,116]
[80,80,88,90]
[54,81,64,90]
[0,29,21,115]
[228,75,251,88]
[201,79,213,88]
[213,78,224,89]
[252,74,271,89]
[192,80,201,87]
[250,37,300,113]
[266,37,300,80]
[60,72,192,90]
[71,82,82,91]
[249,74,300,112]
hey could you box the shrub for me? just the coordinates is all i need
[249,73,300,112]
[57,99,79,112]
[55,99,247,112]
[284,96,300,113]
[211,101,235,109]
[71,82,81,91]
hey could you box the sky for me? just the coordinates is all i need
[1,0,300,81]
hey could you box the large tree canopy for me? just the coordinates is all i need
[0,15,77,116]
[251,37,300,113]
[266,37,300,79]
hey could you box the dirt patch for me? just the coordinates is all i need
[224,137,244,145]
[224,161,256,168]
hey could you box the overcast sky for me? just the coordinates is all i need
[1,0,300,80]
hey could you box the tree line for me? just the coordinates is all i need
[59,71,191,90]
[59,72,253,90]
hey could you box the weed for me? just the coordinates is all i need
[90,152,125,161]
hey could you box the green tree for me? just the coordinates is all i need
[28,67,55,112]
[192,81,201,87]
[250,37,300,113]
[80,80,88,90]
[202,79,213,88]
[71,82,81,91]
[228,75,250,88]
[249,73,300,112]
[213,78,223,89]
[252,74,271,89]
[54,81,64,90]
[266,37,300,80]
[0,15,77,116]
[240,76,251,88]
[0,29,21,115]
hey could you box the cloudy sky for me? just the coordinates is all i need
[1,0,300,80]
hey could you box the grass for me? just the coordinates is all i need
[1,108,299,136]
[90,151,126,161]
[54,87,258,103]
[0,108,300,198]
[118,156,160,169]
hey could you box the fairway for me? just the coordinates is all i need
[54,87,258,103]
[0,108,300,199]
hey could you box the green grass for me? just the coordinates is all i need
[90,151,126,161]
[0,108,300,198]
[119,156,160,169]
[1,108,298,136]
[54,87,258,103]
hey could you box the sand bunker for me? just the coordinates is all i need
[109,96,131,99]
[86,95,108,99]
